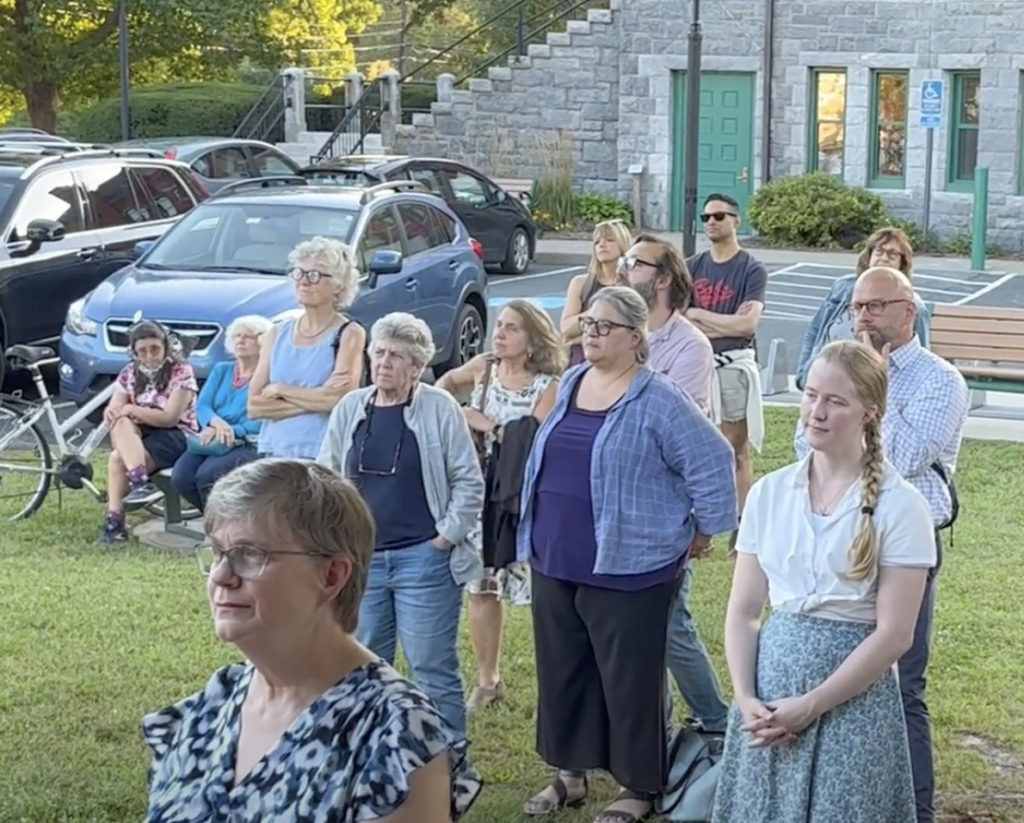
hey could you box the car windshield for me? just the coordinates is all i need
[140,201,358,273]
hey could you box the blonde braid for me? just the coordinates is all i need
[846,418,885,581]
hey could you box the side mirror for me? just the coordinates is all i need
[26,218,64,243]
[369,249,403,276]
[134,239,156,258]
[495,189,508,203]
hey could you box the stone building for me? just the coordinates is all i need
[391,0,1024,250]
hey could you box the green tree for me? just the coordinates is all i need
[0,0,381,131]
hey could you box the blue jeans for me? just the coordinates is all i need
[356,540,467,736]
[170,446,258,511]
[665,563,729,732]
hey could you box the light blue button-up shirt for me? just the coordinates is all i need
[795,336,968,526]
[517,364,738,576]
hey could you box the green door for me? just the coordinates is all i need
[670,72,755,233]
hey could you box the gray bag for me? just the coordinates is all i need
[655,721,724,822]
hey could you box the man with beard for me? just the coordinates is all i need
[795,266,968,823]
[623,234,731,736]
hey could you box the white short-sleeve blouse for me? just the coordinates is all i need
[736,455,936,623]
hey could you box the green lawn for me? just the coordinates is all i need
[1,407,1022,822]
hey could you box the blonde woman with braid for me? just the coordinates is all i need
[712,340,935,823]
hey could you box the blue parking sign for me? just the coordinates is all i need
[920,80,943,129]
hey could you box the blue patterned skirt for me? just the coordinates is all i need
[711,612,916,823]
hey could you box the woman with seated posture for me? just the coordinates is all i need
[97,320,198,544]
[143,458,482,822]
[249,236,366,459]
[171,315,271,512]
[712,341,934,823]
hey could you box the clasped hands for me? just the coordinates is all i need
[199,418,235,447]
[737,694,819,748]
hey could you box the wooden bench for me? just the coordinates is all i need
[929,304,1024,395]
[490,177,535,203]
[152,469,205,542]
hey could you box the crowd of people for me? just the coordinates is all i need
[107,195,968,823]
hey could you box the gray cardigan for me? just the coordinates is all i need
[316,383,485,585]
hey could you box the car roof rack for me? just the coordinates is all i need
[0,127,60,136]
[210,175,310,199]
[358,180,429,204]
[10,145,176,176]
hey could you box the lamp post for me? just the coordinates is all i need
[118,0,130,141]
[681,0,702,257]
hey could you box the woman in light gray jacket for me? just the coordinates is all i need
[317,312,484,738]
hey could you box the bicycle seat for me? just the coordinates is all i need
[5,344,55,364]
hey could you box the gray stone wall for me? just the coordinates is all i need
[392,6,621,195]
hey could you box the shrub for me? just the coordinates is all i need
[75,83,265,143]
[574,191,632,225]
[531,171,575,228]
[749,173,889,249]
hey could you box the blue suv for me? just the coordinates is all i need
[59,179,489,403]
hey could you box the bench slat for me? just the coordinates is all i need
[930,316,1024,336]
[931,330,1024,350]
[932,344,1024,364]
[931,305,1024,321]
[959,365,1024,380]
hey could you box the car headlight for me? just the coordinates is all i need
[66,298,98,336]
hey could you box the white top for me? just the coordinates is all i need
[737,455,936,623]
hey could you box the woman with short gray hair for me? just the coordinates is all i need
[318,311,485,739]
[519,285,737,821]
[249,236,366,459]
[170,315,271,511]
[144,458,481,821]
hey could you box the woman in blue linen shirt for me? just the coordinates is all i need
[171,316,271,511]
[518,286,737,823]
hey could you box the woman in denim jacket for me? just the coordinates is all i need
[796,227,929,389]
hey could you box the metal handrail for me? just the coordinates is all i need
[233,76,285,140]
[310,79,383,163]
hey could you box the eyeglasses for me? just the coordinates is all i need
[871,246,903,262]
[618,255,660,272]
[700,211,737,223]
[357,391,405,476]
[196,543,331,580]
[579,317,635,337]
[289,267,327,284]
[849,298,911,317]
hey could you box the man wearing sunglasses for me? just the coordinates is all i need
[685,193,769,546]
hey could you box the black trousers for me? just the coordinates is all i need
[531,568,680,794]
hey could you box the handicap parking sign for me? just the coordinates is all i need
[920,80,943,129]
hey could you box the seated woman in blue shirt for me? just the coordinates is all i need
[796,227,930,389]
[171,316,271,511]
[518,286,737,823]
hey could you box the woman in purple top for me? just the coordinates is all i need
[520,287,738,823]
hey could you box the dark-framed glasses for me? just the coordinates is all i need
[848,298,910,317]
[619,255,660,272]
[700,211,737,223]
[289,267,327,284]
[579,317,635,337]
[196,543,331,580]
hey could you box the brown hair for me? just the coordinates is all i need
[204,459,375,632]
[632,233,694,311]
[814,340,888,581]
[501,299,566,376]
[856,227,913,277]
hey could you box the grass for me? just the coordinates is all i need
[1,407,1023,822]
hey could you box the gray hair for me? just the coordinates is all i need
[224,315,273,356]
[287,236,360,310]
[204,459,375,633]
[588,285,651,365]
[370,312,436,368]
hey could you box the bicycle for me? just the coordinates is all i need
[0,344,114,521]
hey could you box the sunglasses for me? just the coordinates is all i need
[618,255,660,272]
[700,211,738,223]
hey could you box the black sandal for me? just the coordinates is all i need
[523,771,588,816]
[591,789,654,823]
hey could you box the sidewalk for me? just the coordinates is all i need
[535,233,1024,273]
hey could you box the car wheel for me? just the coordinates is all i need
[438,303,484,374]
[501,227,531,275]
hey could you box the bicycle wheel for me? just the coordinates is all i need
[0,403,52,520]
